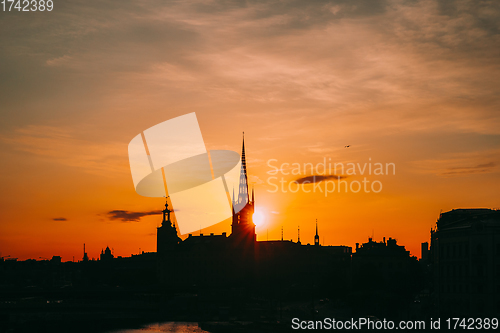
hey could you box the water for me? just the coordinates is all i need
[106,322,210,333]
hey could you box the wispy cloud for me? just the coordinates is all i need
[1,0,499,135]
[52,217,67,221]
[248,175,264,185]
[0,125,128,176]
[305,142,337,154]
[106,210,162,222]
[46,55,74,67]
[411,149,500,177]
[442,162,496,175]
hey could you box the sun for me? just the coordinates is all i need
[253,209,266,227]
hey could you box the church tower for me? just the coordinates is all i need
[82,243,89,262]
[157,198,181,255]
[230,133,256,245]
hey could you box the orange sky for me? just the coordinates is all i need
[1,0,499,261]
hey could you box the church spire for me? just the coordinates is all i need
[241,132,248,187]
[314,219,319,246]
[157,197,181,254]
[162,197,175,230]
[236,132,249,209]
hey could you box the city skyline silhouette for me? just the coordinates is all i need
[1,0,499,331]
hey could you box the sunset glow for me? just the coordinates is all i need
[253,210,266,228]
[1,0,499,262]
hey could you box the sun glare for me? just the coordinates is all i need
[253,210,265,227]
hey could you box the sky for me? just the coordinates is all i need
[1,0,499,261]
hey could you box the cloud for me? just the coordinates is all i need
[411,149,500,177]
[294,174,346,184]
[248,175,264,185]
[305,142,337,154]
[106,210,163,222]
[46,55,74,67]
[1,0,500,136]
[52,217,67,221]
[0,125,128,176]
[443,162,496,175]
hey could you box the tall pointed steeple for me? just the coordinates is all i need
[240,132,249,200]
[235,132,249,212]
[314,219,319,246]
[241,132,247,182]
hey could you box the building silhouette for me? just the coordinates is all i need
[82,243,89,262]
[430,208,500,317]
[353,237,412,272]
[100,246,113,262]
[421,242,430,263]
[351,237,422,317]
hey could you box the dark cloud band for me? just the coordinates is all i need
[294,174,347,184]
[107,210,162,222]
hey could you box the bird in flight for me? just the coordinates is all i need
[345,145,350,148]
